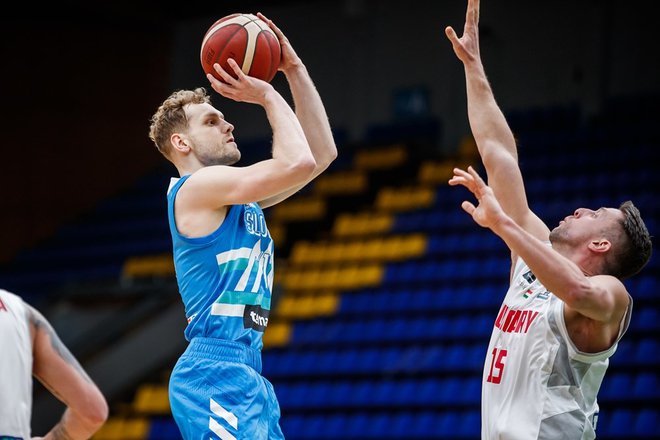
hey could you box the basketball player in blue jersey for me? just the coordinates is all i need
[445,0,652,438]
[148,13,337,440]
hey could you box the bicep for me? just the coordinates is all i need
[181,160,313,210]
[30,308,99,407]
[258,161,329,208]
[482,145,550,240]
[567,275,628,323]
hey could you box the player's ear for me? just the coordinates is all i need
[171,133,191,154]
[588,238,611,254]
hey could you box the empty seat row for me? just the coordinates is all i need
[276,376,481,410]
[262,343,486,378]
[291,314,494,346]
[338,285,502,315]
[610,337,660,367]
[597,408,660,438]
[280,410,480,439]
[599,372,660,402]
[289,233,427,266]
[383,258,510,285]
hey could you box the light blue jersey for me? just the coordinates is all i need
[167,175,274,350]
[167,175,284,440]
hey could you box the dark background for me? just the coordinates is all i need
[0,0,302,263]
[2,0,658,264]
[1,0,658,434]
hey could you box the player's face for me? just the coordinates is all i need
[549,207,622,245]
[185,103,240,166]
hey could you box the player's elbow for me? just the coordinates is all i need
[314,146,338,174]
[292,153,317,179]
[79,388,110,430]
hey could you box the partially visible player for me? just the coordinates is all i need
[445,0,653,438]
[0,288,108,440]
[148,12,337,440]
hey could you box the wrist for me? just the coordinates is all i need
[491,213,516,237]
[282,60,306,77]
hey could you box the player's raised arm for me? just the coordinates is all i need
[178,59,316,211]
[254,12,338,208]
[446,0,547,240]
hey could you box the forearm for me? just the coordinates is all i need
[43,409,103,440]
[284,63,337,168]
[492,215,588,300]
[464,62,517,163]
[262,89,314,165]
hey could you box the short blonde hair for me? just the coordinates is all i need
[148,87,210,158]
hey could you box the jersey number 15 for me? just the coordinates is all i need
[487,348,507,384]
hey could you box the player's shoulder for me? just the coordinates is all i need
[0,288,23,304]
[589,274,630,313]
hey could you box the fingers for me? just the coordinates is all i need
[211,61,238,84]
[226,58,246,80]
[461,200,476,216]
[468,0,480,24]
[467,165,487,187]
[454,167,472,179]
[257,12,285,39]
[445,26,457,42]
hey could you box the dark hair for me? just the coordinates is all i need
[607,201,653,279]
[148,87,210,158]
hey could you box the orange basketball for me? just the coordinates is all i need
[201,13,281,83]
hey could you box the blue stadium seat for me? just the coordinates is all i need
[390,412,417,438]
[344,413,370,438]
[601,409,635,437]
[632,372,660,401]
[457,410,481,438]
[277,416,305,439]
[631,307,660,333]
[147,418,182,440]
[323,414,349,439]
[634,338,660,367]
[600,372,633,402]
[633,409,660,437]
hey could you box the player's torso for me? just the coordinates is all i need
[0,290,33,439]
[481,256,615,440]
[482,259,562,439]
[168,177,274,351]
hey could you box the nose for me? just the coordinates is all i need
[222,119,234,133]
[573,208,593,218]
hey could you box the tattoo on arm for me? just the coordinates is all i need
[28,305,94,384]
[51,422,75,440]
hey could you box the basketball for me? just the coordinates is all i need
[201,13,281,83]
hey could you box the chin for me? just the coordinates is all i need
[229,151,241,165]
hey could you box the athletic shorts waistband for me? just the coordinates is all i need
[185,337,262,373]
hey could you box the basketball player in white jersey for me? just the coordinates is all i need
[0,289,108,439]
[445,0,652,438]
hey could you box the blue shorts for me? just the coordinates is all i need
[169,337,284,440]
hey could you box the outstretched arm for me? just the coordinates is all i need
[449,166,630,328]
[256,12,338,208]
[29,305,108,440]
[182,59,317,210]
[446,0,548,241]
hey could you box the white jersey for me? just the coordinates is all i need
[0,289,34,440]
[481,253,632,440]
